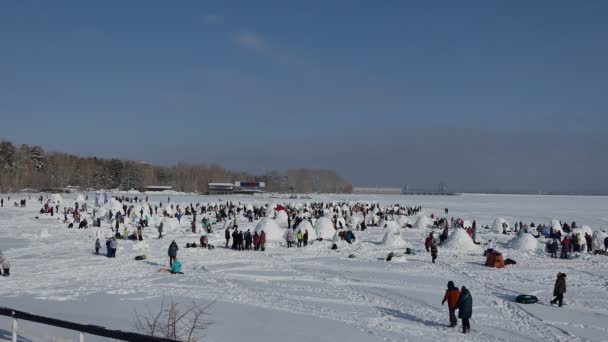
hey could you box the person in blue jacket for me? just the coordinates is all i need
[456,286,473,334]
[171,259,183,274]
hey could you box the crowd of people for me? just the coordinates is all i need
[0,193,603,336]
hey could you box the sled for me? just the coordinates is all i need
[157,268,171,273]
[134,255,147,261]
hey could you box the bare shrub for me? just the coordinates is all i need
[134,297,213,342]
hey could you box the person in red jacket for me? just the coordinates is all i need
[259,231,266,251]
[442,281,461,327]
[253,231,260,251]
[425,232,434,252]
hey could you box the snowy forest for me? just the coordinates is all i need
[0,140,352,193]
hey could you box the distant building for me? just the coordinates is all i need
[353,187,402,195]
[208,182,236,195]
[234,181,265,194]
[207,181,266,195]
[144,185,173,192]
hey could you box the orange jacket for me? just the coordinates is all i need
[443,288,460,309]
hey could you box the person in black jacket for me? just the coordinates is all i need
[456,286,473,334]
[550,273,567,307]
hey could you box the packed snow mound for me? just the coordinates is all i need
[365,214,380,226]
[296,220,317,239]
[50,194,63,204]
[75,194,86,204]
[381,220,401,230]
[314,217,336,240]
[164,205,174,215]
[275,210,289,228]
[160,217,180,232]
[414,215,432,229]
[592,231,608,251]
[381,230,408,248]
[223,219,235,231]
[37,229,50,240]
[255,218,284,241]
[96,207,108,219]
[491,218,509,233]
[443,228,480,252]
[508,233,539,251]
[397,215,411,227]
[551,220,563,233]
[336,217,346,229]
[572,225,593,240]
[462,220,472,229]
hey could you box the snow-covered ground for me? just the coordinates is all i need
[1,193,608,341]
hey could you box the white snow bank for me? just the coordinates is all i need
[381,230,408,248]
[397,215,411,228]
[255,218,284,241]
[275,210,289,228]
[50,194,63,204]
[380,220,400,230]
[314,217,336,240]
[507,233,539,251]
[296,220,317,240]
[414,215,432,229]
[572,225,593,239]
[592,231,607,251]
[551,219,563,233]
[443,228,480,252]
[491,218,509,233]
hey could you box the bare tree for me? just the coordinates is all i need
[134,297,213,342]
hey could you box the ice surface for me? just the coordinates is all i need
[1,193,608,342]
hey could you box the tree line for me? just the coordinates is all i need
[0,140,352,194]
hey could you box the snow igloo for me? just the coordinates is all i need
[255,218,284,241]
[314,217,336,240]
[443,228,480,252]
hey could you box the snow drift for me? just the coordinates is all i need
[508,232,539,251]
[255,218,284,241]
[315,217,336,240]
[443,228,480,252]
[381,229,408,248]
[491,218,509,233]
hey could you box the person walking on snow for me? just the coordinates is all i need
[110,237,118,257]
[456,286,473,334]
[168,240,179,267]
[425,232,434,253]
[0,251,10,276]
[430,237,438,263]
[550,273,567,307]
[158,222,163,239]
[286,230,293,248]
[442,281,460,327]
[95,238,101,255]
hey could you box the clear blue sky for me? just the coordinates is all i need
[1,1,607,193]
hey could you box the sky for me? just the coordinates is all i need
[1,1,607,194]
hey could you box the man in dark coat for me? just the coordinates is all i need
[550,273,567,307]
[168,241,179,267]
[456,286,472,334]
[430,238,438,264]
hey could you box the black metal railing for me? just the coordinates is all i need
[0,307,178,342]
